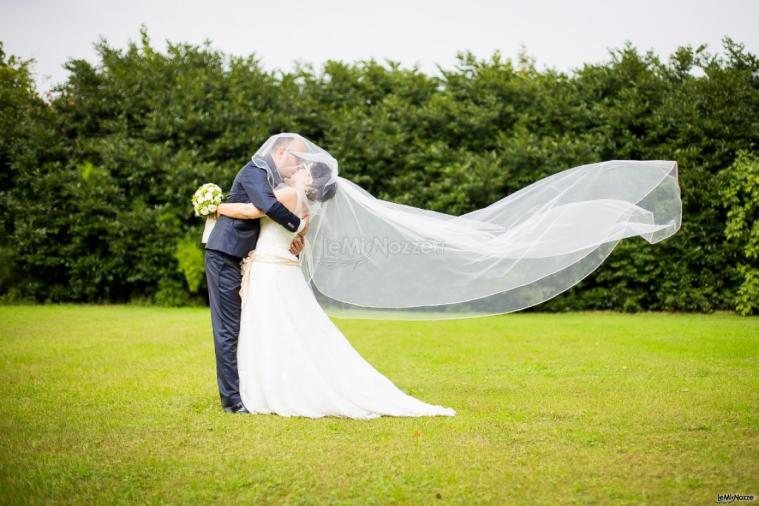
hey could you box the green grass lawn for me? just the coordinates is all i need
[0,305,756,505]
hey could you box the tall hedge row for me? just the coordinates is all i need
[1,29,756,313]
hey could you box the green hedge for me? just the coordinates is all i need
[1,28,757,313]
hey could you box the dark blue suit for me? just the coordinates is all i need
[204,157,301,409]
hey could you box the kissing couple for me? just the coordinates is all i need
[203,133,457,419]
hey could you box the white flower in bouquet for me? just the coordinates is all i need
[192,183,223,217]
[192,183,223,243]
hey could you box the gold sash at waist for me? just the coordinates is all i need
[242,251,300,267]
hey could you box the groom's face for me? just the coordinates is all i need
[274,139,307,178]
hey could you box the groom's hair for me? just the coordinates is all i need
[307,162,337,202]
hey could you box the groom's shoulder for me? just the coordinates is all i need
[233,161,267,183]
[239,160,268,176]
[238,160,258,172]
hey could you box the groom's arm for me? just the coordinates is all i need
[239,166,302,233]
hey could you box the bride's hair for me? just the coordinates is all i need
[306,162,337,202]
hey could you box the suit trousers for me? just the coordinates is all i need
[205,248,244,408]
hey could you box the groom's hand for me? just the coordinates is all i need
[289,235,305,256]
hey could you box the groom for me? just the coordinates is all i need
[204,136,310,413]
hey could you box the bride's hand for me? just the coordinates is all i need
[289,235,304,256]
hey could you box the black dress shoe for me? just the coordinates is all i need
[223,401,249,414]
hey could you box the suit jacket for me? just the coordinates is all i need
[205,157,301,258]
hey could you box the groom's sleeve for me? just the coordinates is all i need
[239,166,301,233]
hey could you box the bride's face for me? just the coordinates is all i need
[289,165,313,189]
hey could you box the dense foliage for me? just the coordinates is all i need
[1,28,756,313]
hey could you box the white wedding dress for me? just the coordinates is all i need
[236,193,456,419]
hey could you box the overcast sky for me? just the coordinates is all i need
[2,0,757,94]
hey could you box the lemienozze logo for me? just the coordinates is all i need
[716,493,756,504]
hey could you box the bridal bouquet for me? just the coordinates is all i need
[192,183,223,243]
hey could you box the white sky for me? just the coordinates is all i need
[2,0,757,94]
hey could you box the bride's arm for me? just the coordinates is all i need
[217,188,302,220]
[217,202,264,219]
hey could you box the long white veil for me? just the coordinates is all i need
[266,134,682,320]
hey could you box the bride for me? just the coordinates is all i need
[216,138,457,419]
[215,132,682,418]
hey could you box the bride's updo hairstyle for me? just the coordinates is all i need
[307,162,338,202]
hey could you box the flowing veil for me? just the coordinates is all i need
[260,134,682,320]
